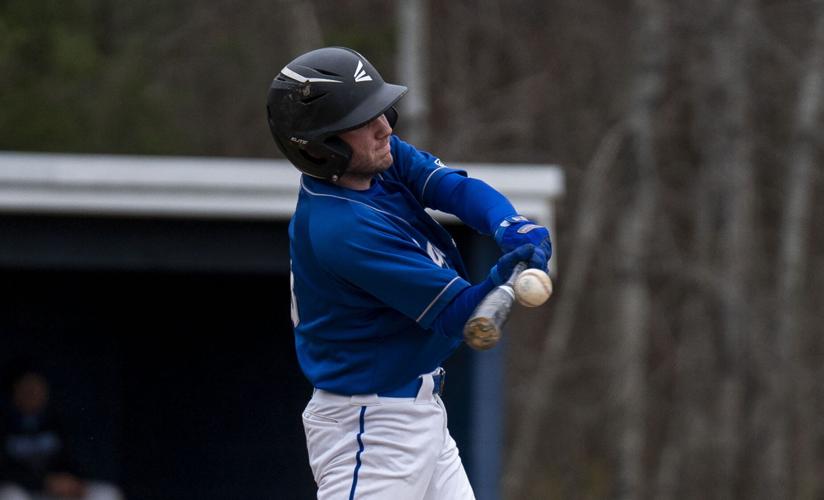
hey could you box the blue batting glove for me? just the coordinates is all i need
[530,242,550,273]
[494,215,552,258]
[490,244,536,285]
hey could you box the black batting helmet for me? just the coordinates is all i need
[266,47,408,180]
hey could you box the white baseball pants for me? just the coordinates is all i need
[302,370,475,500]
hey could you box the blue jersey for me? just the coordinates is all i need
[289,135,471,395]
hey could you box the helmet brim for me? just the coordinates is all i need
[316,82,408,137]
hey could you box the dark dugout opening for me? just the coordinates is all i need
[0,214,477,500]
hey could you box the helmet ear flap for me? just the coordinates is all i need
[324,137,351,180]
[324,136,352,162]
[384,106,399,128]
[301,137,350,164]
[299,136,351,180]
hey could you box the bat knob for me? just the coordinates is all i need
[463,317,502,350]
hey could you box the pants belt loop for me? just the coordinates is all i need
[350,394,380,405]
[415,374,435,404]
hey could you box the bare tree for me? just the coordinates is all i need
[397,0,430,147]
[503,123,625,500]
[434,1,474,159]
[283,0,323,54]
[611,1,668,498]
[684,1,759,497]
[768,3,824,498]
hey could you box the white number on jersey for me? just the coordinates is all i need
[290,265,300,327]
[426,241,447,268]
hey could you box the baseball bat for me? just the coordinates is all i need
[463,261,528,350]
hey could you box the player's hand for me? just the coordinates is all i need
[494,215,552,258]
[490,243,548,285]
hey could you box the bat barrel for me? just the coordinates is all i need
[462,261,528,350]
[463,316,502,350]
[463,283,517,350]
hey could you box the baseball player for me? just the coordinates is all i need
[267,47,552,499]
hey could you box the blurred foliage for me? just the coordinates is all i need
[0,0,400,156]
[0,0,183,153]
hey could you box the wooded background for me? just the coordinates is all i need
[2,1,822,499]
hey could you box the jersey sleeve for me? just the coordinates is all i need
[389,135,517,234]
[312,204,471,329]
[389,135,468,208]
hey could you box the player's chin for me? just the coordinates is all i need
[377,151,393,169]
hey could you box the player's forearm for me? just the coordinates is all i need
[431,242,543,340]
[431,276,496,339]
[426,175,517,235]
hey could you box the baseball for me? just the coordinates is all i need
[513,268,553,307]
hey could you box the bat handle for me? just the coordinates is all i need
[506,261,529,285]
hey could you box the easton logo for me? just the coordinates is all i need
[354,60,373,82]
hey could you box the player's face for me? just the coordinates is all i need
[339,114,393,175]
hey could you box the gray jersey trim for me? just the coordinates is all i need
[416,276,462,323]
[301,178,416,233]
